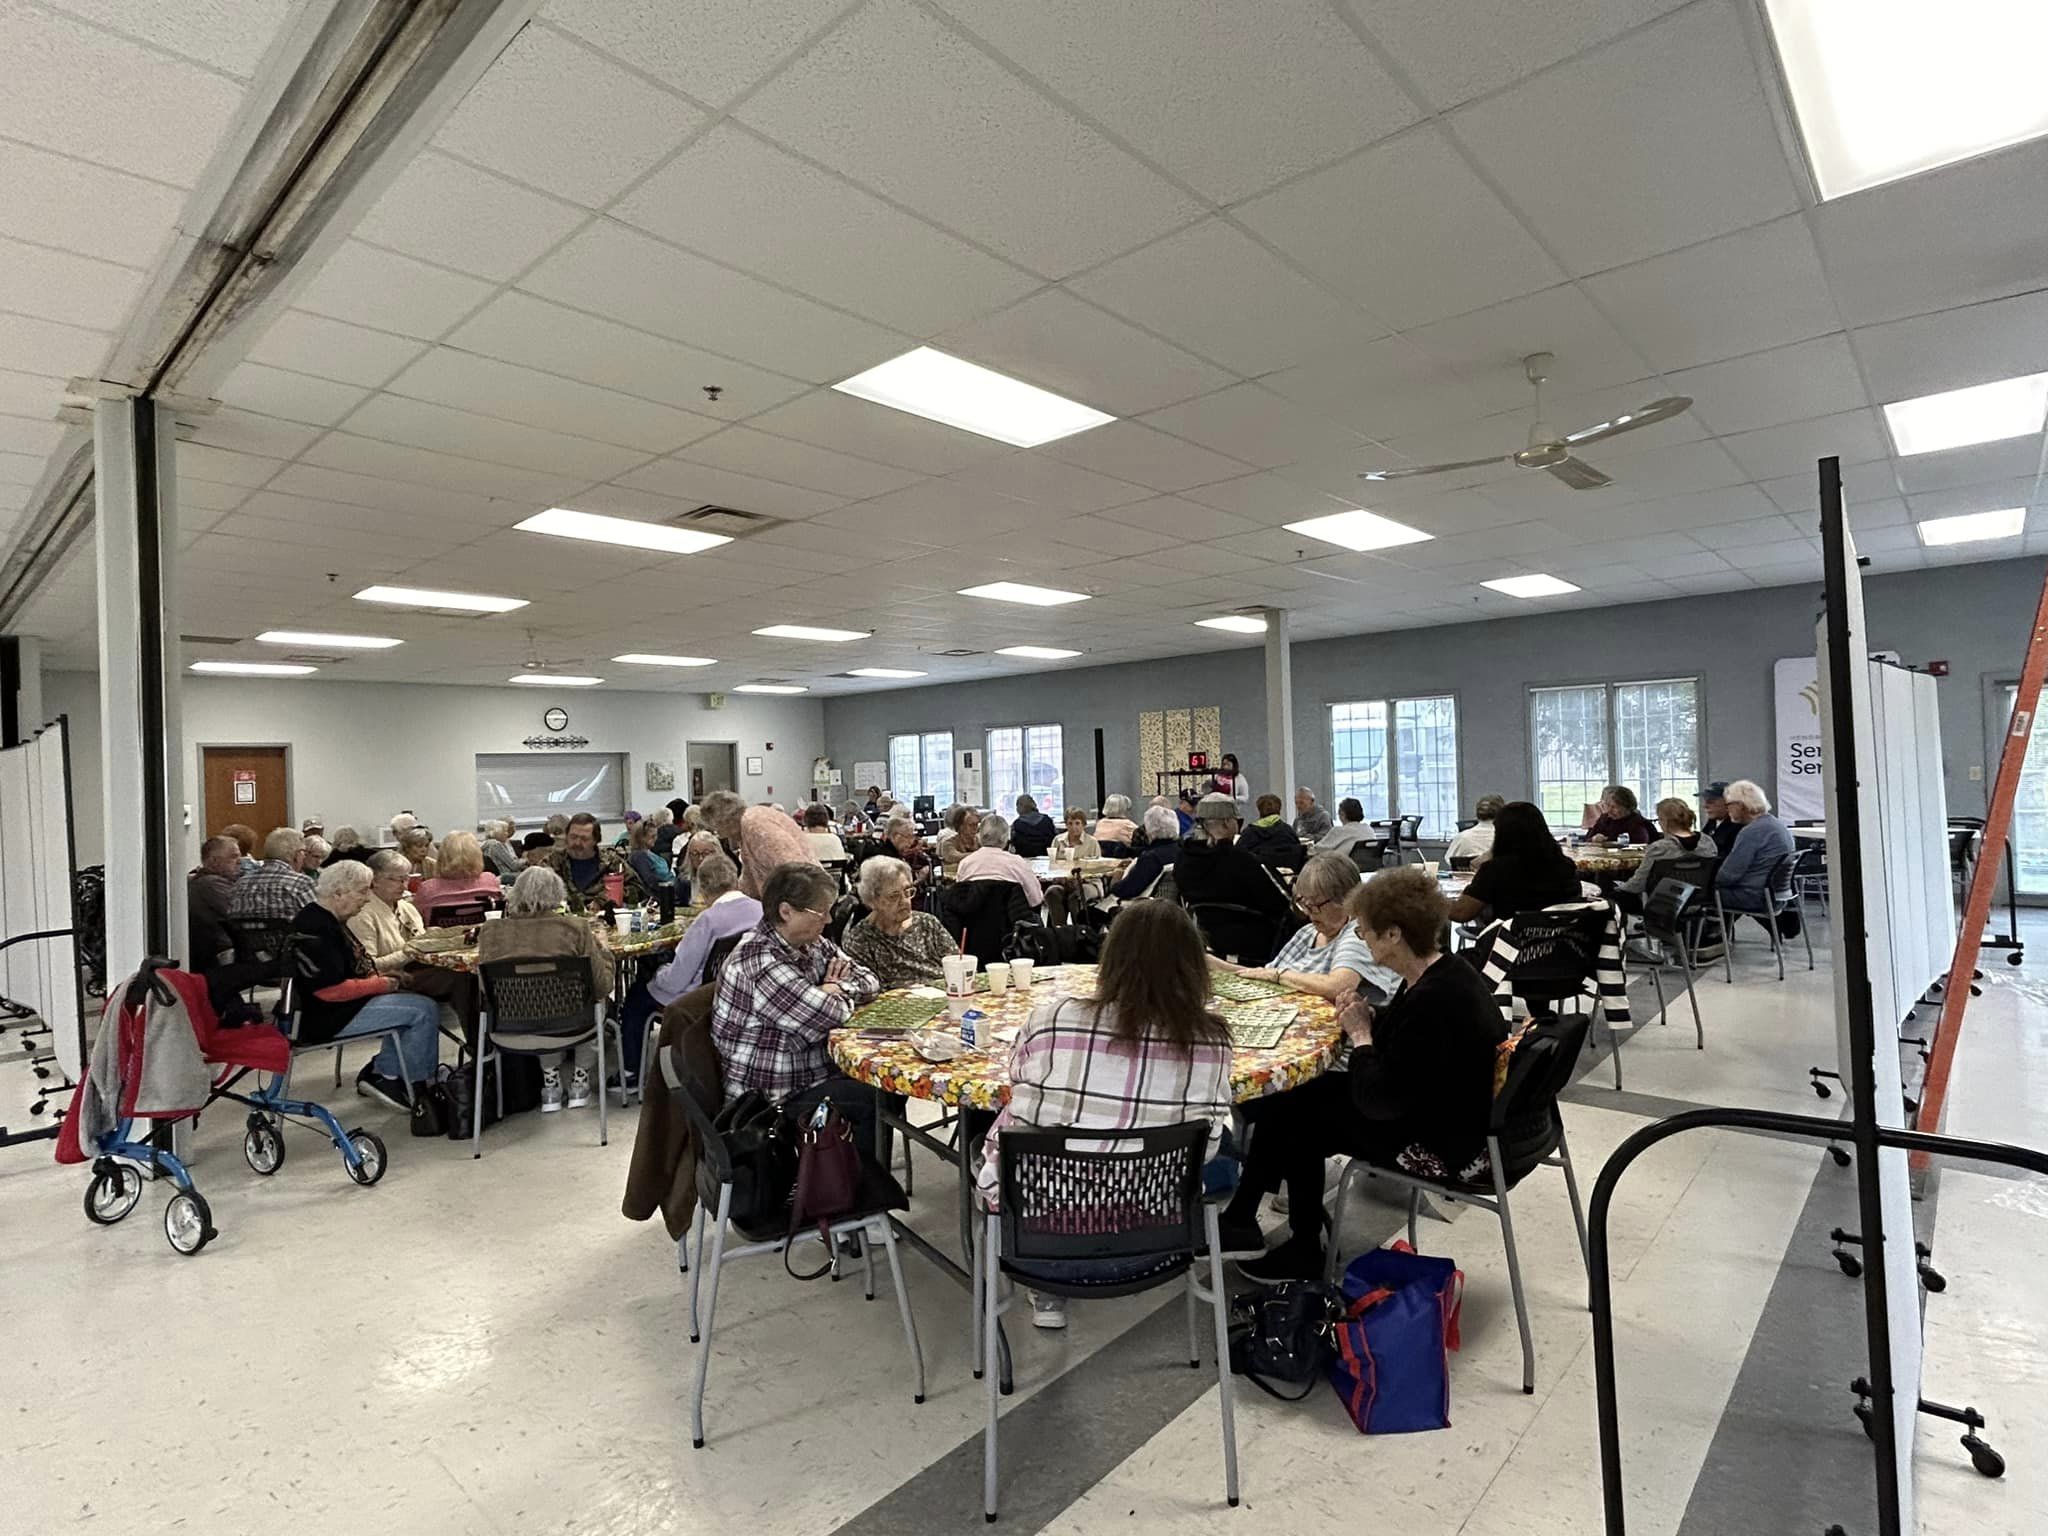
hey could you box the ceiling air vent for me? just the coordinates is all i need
[936,648,983,657]
[669,504,780,539]
[181,633,243,645]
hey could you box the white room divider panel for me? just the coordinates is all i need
[0,719,82,1081]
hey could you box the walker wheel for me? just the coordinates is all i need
[345,1128,387,1187]
[84,1164,142,1225]
[164,1190,214,1256]
[243,1117,287,1176]
[1963,1435,2005,1479]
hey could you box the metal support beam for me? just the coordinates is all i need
[0,635,42,746]
[94,398,183,974]
[1262,607,1294,805]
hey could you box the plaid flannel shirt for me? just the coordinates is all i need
[711,920,879,1102]
[977,997,1233,1205]
[225,860,315,922]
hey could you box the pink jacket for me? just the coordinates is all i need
[738,805,819,901]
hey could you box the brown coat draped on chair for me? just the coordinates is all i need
[621,982,722,1239]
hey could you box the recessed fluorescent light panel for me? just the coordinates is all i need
[734,683,807,694]
[1482,573,1581,599]
[996,645,1082,660]
[1917,507,2026,546]
[509,673,603,687]
[612,653,717,667]
[846,667,928,679]
[959,582,1090,607]
[1195,615,1268,634]
[1282,509,1433,552]
[832,346,1114,447]
[1764,0,2048,199]
[754,624,871,642]
[515,506,732,555]
[354,585,527,613]
[1881,373,2048,457]
[189,661,316,677]
[255,630,402,649]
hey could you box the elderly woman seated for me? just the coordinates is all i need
[1092,794,1138,854]
[882,815,933,881]
[626,817,674,892]
[956,813,1045,908]
[414,830,503,920]
[1109,804,1187,900]
[802,803,850,862]
[289,860,444,1111]
[348,849,425,972]
[841,855,956,986]
[476,865,615,1114]
[675,829,722,902]
[619,852,759,1087]
[1216,851,1394,1001]
[396,825,439,877]
[934,802,982,873]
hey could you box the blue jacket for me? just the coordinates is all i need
[1716,814,1794,905]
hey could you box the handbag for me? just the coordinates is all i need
[783,1101,864,1279]
[713,1090,798,1240]
[441,1061,503,1141]
[1328,1241,1464,1434]
[1227,1280,1339,1401]
[409,1073,452,1138]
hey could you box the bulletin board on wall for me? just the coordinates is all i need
[1138,708,1221,795]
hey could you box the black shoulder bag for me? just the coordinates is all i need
[1227,1280,1341,1401]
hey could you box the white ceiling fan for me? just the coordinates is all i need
[1359,352,1692,491]
[516,629,589,673]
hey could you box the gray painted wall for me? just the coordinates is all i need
[823,556,2048,825]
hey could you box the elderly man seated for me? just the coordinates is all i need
[842,855,955,986]
[187,834,242,972]
[1293,786,1333,841]
[1173,792,1294,963]
[543,812,645,907]
[227,827,317,920]
[956,813,1044,908]
[476,865,615,1113]
[1008,793,1057,857]
[1715,778,1799,936]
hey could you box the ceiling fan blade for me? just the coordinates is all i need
[1546,455,1613,490]
[1563,395,1693,447]
[1359,452,1515,482]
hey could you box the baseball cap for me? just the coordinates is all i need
[1194,792,1240,822]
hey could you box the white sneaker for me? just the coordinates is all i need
[567,1067,594,1108]
[1030,1292,1068,1330]
[540,1068,564,1113]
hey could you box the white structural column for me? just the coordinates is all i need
[94,397,184,977]
[1263,607,1294,805]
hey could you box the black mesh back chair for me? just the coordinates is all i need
[222,915,294,983]
[1791,843,1830,928]
[1184,902,1286,966]
[1348,836,1390,874]
[474,955,617,1157]
[943,880,1035,968]
[982,1122,1236,1517]
[423,895,499,928]
[1712,851,1811,983]
[661,1005,924,1452]
[1326,1012,1592,1395]
[1495,904,1622,1089]
[1637,880,1707,1050]
[700,932,744,990]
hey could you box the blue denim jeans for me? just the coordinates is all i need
[333,992,442,1082]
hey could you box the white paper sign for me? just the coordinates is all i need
[852,761,887,794]
[1774,655,1826,822]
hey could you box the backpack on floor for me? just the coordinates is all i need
[1328,1241,1463,1434]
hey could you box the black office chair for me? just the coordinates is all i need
[942,880,1036,968]
[1347,836,1390,874]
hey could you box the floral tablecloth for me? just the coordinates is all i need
[830,964,1342,1111]
[405,910,699,972]
[1028,856,1127,880]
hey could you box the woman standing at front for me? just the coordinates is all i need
[1224,866,1508,1280]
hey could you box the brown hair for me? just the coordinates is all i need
[1255,793,1283,818]
[1348,865,1447,956]
[1090,900,1229,1051]
[221,823,257,855]
[1654,797,1696,832]
[802,803,832,828]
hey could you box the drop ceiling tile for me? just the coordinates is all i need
[1581,216,1840,373]
[1237,124,1564,330]
[1098,494,1265,542]
[352,152,587,283]
[615,125,1037,336]
[1851,289,2048,405]
[1755,459,1898,517]
[1342,0,1688,112]
[383,348,721,455]
[1900,479,2038,522]
[177,441,285,489]
[752,520,940,565]
[1069,219,1384,376]
[42,0,305,78]
[1262,335,1526,443]
[1720,409,1889,482]
[740,389,1006,476]
[216,362,370,427]
[244,312,427,390]
[184,409,322,462]
[1044,515,1180,559]
[293,242,495,341]
[945,451,1152,514]
[1178,472,1356,528]
[520,222,907,383]
[172,476,248,513]
[0,139,183,268]
[935,288,1232,419]
[540,0,851,107]
[1448,3,1799,274]
[1890,438,2045,496]
[0,364,64,419]
[677,425,924,499]
[1401,283,1650,396]
[1720,538,1821,573]
[1035,423,1250,494]
[265,463,525,523]
[612,457,848,521]
[0,416,64,457]
[934,0,1416,202]
[432,25,706,208]
[0,2,245,185]
[1141,384,1370,470]
[1667,335,1869,438]
[0,310,111,379]
[301,432,584,502]
[735,0,1202,277]
[811,479,1041,545]
[340,394,647,480]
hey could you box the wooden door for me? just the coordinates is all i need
[202,746,288,841]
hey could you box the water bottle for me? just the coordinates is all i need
[1618,833,1630,849]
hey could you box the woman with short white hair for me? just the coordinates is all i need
[842,855,956,987]
[1094,793,1138,850]
[956,812,1045,907]
[1109,804,1185,900]
[1715,778,1796,926]
[475,864,615,1112]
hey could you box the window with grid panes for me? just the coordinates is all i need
[886,732,954,804]
[1328,696,1459,835]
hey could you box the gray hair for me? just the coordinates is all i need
[1102,793,1132,818]
[694,851,739,902]
[329,825,359,850]
[1142,805,1181,842]
[1723,779,1771,816]
[1014,793,1037,816]
[884,815,917,840]
[505,865,567,915]
[977,813,1009,849]
[1294,786,1317,801]
[857,854,914,905]
[698,789,744,834]
[762,860,836,920]
[315,859,371,901]
[367,848,410,877]
[1294,851,1361,911]
[304,835,332,862]
[543,813,569,837]
[941,802,976,833]
[262,827,305,863]
[651,806,674,827]
[199,834,238,864]
[683,830,720,862]
[388,813,417,837]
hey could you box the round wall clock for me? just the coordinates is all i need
[543,707,569,731]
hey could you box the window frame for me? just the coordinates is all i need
[984,722,1065,816]
[1525,675,1704,824]
[884,730,954,804]
[1324,692,1461,837]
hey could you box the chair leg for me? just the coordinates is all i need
[1714,894,1733,983]
[1768,914,1785,982]
[1557,1126,1590,1275]
[1325,1159,1359,1284]
[969,1211,985,1381]
[983,1213,1002,1522]
[595,1013,609,1148]
[472,1021,489,1161]
[1490,1139,1536,1395]
[1204,1204,1241,1509]
[1649,961,1667,1025]
[688,1203,706,1341]
[1407,1185,1421,1253]
[1608,998,1623,1092]
[878,1219,925,1405]
[691,1184,734,1449]
[333,1043,343,1089]
[1800,904,1815,970]
[1678,935,1704,1050]
[862,1229,876,1301]
[1186,1270,1201,1368]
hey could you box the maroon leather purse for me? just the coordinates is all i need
[783,1103,863,1279]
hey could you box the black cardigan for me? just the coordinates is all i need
[288,901,380,1045]
[1349,954,1508,1174]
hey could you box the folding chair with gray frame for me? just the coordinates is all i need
[634,931,745,1109]
[274,934,416,1107]
[660,1048,925,1451]
[1325,1011,1592,1395]
[1712,851,1812,983]
[980,1121,1237,1520]
[473,955,617,1156]
[1636,879,1707,1051]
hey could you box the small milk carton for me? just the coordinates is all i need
[959,1009,987,1049]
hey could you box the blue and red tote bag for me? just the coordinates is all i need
[1328,1241,1463,1433]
